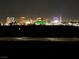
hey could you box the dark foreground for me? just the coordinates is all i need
[0,25,79,58]
[0,25,79,37]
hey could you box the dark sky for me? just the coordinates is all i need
[0,0,79,18]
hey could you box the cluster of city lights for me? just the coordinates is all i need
[0,16,79,26]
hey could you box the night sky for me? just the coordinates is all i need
[0,0,79,18]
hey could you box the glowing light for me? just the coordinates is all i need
[25,21,31,25]
[5,23,9,26]
[53,17,59,20]
[46,23,51,25]
[68,22,72,25]
[33,21,46,25]
[16,38,23,40]
[20,17,25,19]
[19,28,21,30]
[73,24,78,26]
[53,20,59,23]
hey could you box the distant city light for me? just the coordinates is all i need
[25,21,31,25]
[53,20,60,24]
[19,28,21,30]
[68,22,72,25]
[0,16,79,26]
[19,17,26,19]
[53,17,59,20]
[5,23,9,26]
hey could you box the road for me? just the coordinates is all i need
[0,37,79,41]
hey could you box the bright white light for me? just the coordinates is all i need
[61,24,66,26]
[68,22,72,25]
[25,21,31,25]
[20,17,25,19]
[73,24,78,26]
[53,20,59,24]
[4,23,9,26]
[25,21,30,24]
[16,38,23,40]
[1,23,3,26]
[17,23,21,25]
